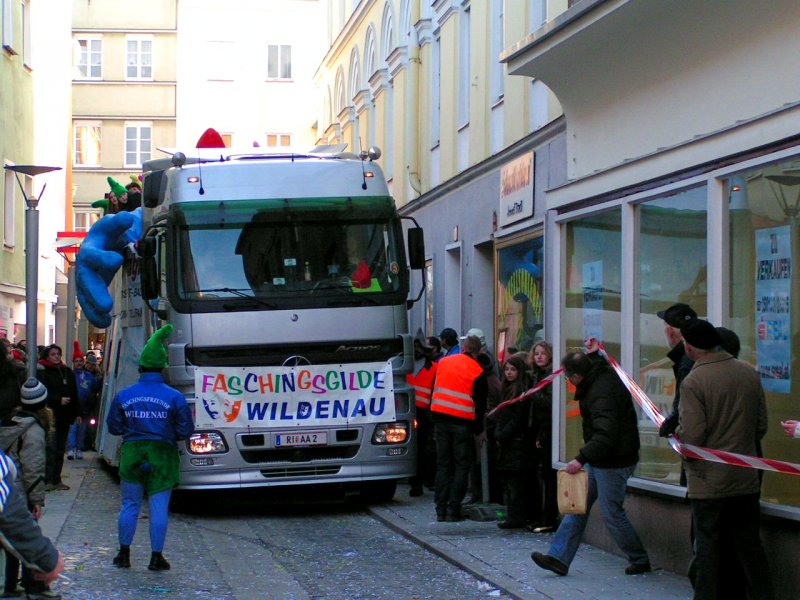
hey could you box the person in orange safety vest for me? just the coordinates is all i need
[429,335,488,522]
[407,333,437,497]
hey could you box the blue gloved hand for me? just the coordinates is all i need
[76,208,143,328]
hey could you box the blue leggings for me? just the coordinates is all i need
[118,480,172,552]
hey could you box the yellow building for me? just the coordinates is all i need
[71,0,178,227]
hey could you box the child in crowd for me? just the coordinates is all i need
[490,354,539,529]
[528,341,558,532]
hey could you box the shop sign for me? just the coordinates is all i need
[755,226,791,393]
[499,152,534,227]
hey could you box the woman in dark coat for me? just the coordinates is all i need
[37,344,79,490]
[528,341,558,532]
[490,354,539,529]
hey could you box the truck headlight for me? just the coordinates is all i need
[372,421,409,444]
[188,431,228,454]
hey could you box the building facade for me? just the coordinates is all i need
[315,0,566,361]
[176,0,323,151]
[1,0,70,350]
[503,0,800,592]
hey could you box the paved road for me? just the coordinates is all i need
[48,460,509,599]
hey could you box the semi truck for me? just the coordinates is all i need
[91,144,425,501]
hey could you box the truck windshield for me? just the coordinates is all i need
[171,197,405,306]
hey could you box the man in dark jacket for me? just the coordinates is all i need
[656,303,697,438]
[532,351,650,577]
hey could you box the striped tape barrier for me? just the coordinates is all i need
[599,344,800,477]
[485,369,563,419]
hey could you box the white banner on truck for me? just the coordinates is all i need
[194,361,396,428]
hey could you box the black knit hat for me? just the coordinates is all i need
[681,319,722,350]
[657,303,697,328]
[20,377,48,406]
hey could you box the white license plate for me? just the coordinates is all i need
[274,431,328,447]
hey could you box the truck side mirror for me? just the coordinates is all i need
[407,227,425,270]
[141,256,159,301]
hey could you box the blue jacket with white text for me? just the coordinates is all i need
[106,372,194,444]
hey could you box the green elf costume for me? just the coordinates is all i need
[106,324,194,571]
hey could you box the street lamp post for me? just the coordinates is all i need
[3,165,61,379]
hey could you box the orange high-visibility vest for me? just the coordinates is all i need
[407,362,438,409]
[430,354,483,420]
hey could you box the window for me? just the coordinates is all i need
[75,37,102,79]
[21,0,29,67]
[124,122,152,168]
[725,156,800,508]
[267,44,291,79]
[490,0,504,103]
[3,166,16,248]
[425,259,434,336]
[206,41,234,81]
[430,35,440,147]
[266,134,291,148]
[73,121,101,166]
[126,35,152,80]
[73,210,99,233]
[637,186,707,485]
[2,0,16,54]
[497,235,544,356]
[458,7,470,127]
[563,210,622,461]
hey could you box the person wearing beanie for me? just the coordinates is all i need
[106,324,194,571]
[676,320,774,599]
[0,377,57,599]
[37,344,79,492]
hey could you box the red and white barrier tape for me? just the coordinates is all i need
[599,344,800,477]
[485,369,563,419]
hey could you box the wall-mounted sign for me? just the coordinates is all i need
[498,152,534,227]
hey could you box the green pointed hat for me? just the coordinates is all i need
[107,176,127,198]
[91,198,110,215]
[138,323,174,369]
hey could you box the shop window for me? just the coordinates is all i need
[637,186,707,484]
[563,210,621,461]
[726,157,800,509]
[496,235,544,362]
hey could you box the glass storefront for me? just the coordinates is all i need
[563,210,621,461]
[495,235,544,360]
[726,156,800,508]
[557,152,800,514]
[637,187,707,483]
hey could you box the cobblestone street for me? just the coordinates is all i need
[44,456,506,600]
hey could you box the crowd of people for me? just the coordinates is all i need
[415,306,795,600]
[408,327,559,532]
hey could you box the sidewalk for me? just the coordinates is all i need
[368,483,695,600]
[38,453,94,544]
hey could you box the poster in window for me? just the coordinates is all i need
[754,226,791,393]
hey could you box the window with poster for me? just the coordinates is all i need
[725,156,800,510]
[495,233,544,364]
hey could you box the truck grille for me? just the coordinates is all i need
[186,337,403,367]
[260,465,342,479]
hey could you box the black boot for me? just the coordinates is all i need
[112,545,130,568]
[148,552,171,571]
